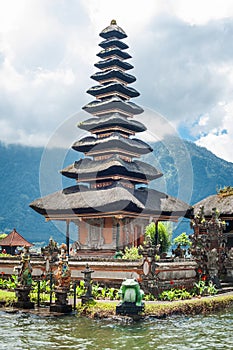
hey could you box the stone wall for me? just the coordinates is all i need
[140,258,197,295]
[0,256,142,287]
[0,256,197,292]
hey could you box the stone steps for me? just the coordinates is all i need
[218,281,233,294]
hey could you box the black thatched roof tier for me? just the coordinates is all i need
[95,58,133,71]
[99,38,128,50]
[97,48,131,60]
[135,187,192,217]
[193,193,233,218]
[30,183,192,218]
[30,184,144,216]
[72,132,153,155]
[61,155,162,182]
[100,21,127,40]
[91,70,136,84]
[87,82,139,99]
[78,114,146,133]
[82,96,144,116]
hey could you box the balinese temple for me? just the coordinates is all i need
[30,20,192,254]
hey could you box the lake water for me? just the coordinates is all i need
[0,308,232,350]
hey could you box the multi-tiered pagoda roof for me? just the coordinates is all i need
[30,20,191,221]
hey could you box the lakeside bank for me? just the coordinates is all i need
[76,293,233,320]
[1,290,233,320]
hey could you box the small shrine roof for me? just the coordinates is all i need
[82,96,144,115]
[72,132,153,155]
[87,82,139,99]
[0,228,33,247]
[61,155,163,181]
[78,113,146,133]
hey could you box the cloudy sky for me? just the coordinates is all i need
[1,0,233,162]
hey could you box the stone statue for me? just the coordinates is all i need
[224,247,233,279]
[118,279,144,307]
[227,247,233,261]
[18,246,32,287]
[172,244,185,258]
[116,278,145,316]
[80,264,95,304]
[71,240,81,255]
[55,261,71,289]
[41,237,59,262]
[50,243,72,313]
[207,248,218,270]
[54,244,71,290]
[14,246,34,309]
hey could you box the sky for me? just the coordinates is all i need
[1,0,233,162]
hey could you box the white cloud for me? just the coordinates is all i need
[196,103,233,162]
[0,0,233,163]
[169,0,233,25]
[0,119,48,146]
[81,0,164,36]
[198,114,209,127]
[135,107,178,143]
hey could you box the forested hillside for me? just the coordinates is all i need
[1,139,233,243]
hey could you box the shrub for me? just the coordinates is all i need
[192,280,217,296]
[145,222,172,253]
[158,288,192,301]
[173,232,191,248]
[122,246,142,260]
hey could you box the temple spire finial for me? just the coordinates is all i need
[111,19,117,25]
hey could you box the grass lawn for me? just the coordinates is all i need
[0,290,16,305]
[1,289,233,319]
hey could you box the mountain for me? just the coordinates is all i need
[0,143,76,243]
[1,138,233,243]
[146,137,233,204]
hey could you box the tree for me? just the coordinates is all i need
[173,232,191,248]
[0,233,7,241]
[145,222,172,253]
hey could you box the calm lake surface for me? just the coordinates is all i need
[0,308,232,350]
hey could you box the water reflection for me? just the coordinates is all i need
[0,308,232,349]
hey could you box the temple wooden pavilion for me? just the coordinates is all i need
[30,20,192,255]
[0,228,33,255]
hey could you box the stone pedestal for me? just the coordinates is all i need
[14,287,34,309]
[81,264,95,305]
[116,302,145,316]
[49,289,72,313]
